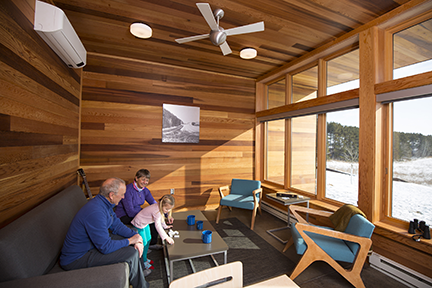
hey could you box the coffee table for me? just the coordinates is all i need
[163,210,229,284]
[266,193,310,244]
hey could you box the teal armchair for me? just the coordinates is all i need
[283,205,375,288]
[216,179,262,230]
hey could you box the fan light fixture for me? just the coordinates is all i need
[240,48,257,59]
[130,23,152,39]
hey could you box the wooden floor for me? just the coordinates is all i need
[202,207,409,288]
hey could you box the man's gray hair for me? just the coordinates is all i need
[99,177,126,197]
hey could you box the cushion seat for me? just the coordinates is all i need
[220,194,257,210]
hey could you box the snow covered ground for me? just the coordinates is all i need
[326,158,432,225]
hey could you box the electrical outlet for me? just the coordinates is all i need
[170,188,175,194]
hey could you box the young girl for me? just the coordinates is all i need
[131,194,175,271]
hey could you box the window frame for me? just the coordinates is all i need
[381,14,432,227]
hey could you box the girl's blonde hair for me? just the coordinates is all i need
[159,194,175,222]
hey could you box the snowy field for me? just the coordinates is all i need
[326,158,432,225]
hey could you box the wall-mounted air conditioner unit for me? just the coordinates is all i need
[34,0,86,68]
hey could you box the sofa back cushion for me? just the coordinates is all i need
[0,185,87,282]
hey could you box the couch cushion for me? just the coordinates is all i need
[291,223,355,263]
[0,185,87,282]
[230,179,261,196]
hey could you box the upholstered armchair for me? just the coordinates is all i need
[284,205,375,288]
[216,179,262,230]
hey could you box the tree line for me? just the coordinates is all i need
[327,122,432,162]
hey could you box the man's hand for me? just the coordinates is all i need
[134,242,144,258]
[128,234,143,246]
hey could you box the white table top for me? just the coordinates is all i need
[245,274,300,287]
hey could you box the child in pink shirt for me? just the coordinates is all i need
[131,194,175,271]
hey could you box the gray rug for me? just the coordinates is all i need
[145,217,295,287]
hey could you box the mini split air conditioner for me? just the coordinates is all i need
[34,0,86,68]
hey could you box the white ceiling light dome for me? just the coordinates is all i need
[130,23,152,39]
[240,48,257,59]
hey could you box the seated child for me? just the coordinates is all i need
[131,194,175,271]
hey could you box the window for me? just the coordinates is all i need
[391,97,432,224]
[292,66,317,103]
[393,18,432,79]
[267,78,286,109]
[326,109,359,204]
[265,119,285,184]
[327,49,359,94]
[291,115,317,193]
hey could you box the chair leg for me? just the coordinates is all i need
[250,208,257,230]
[282,237,294,253]
[216,205,223,224]
[289,252,316,280]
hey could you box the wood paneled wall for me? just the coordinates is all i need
[80,53,256,210]
[0,0,81,228]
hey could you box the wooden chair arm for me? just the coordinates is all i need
[252,188,262,198]
[289,205,333,224]
[253,188,263,205]
[218,185,230,198]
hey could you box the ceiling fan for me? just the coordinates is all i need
[175,3,265,56]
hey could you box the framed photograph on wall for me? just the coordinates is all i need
[162,104,200,143]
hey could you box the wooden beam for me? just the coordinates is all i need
[256,89,359,121]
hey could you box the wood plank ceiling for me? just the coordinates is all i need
[54,0,411,79]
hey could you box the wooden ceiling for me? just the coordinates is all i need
[54,0,412,79]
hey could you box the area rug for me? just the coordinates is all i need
[145,217,295,287]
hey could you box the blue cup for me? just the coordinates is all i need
[202,230,212,243]
[196,220,203,230]
[187,215,195,225]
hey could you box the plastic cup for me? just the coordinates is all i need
[196,220,203,230]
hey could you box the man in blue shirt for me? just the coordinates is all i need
[60,178,148,288]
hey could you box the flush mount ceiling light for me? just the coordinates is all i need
[240,48,257,59]
[130,23,152,39]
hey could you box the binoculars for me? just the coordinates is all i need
[408,219,431,241]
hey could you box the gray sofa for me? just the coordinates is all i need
[0,185,129,288]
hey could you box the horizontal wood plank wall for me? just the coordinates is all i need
[0,0,81,228]
[81,54,256,210]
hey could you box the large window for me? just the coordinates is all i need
[387,17,432,224]
[265,119,285,184]
[289,67,318,193]
[291,115,317,193]
[326,109,359,204]
[391,97,432,224]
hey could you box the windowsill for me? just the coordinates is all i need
[373,221,432,251]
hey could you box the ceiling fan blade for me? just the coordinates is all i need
[175,34,209,44]
[225,21,265,36]
[219,41,232,55]
[196,3,218,31]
